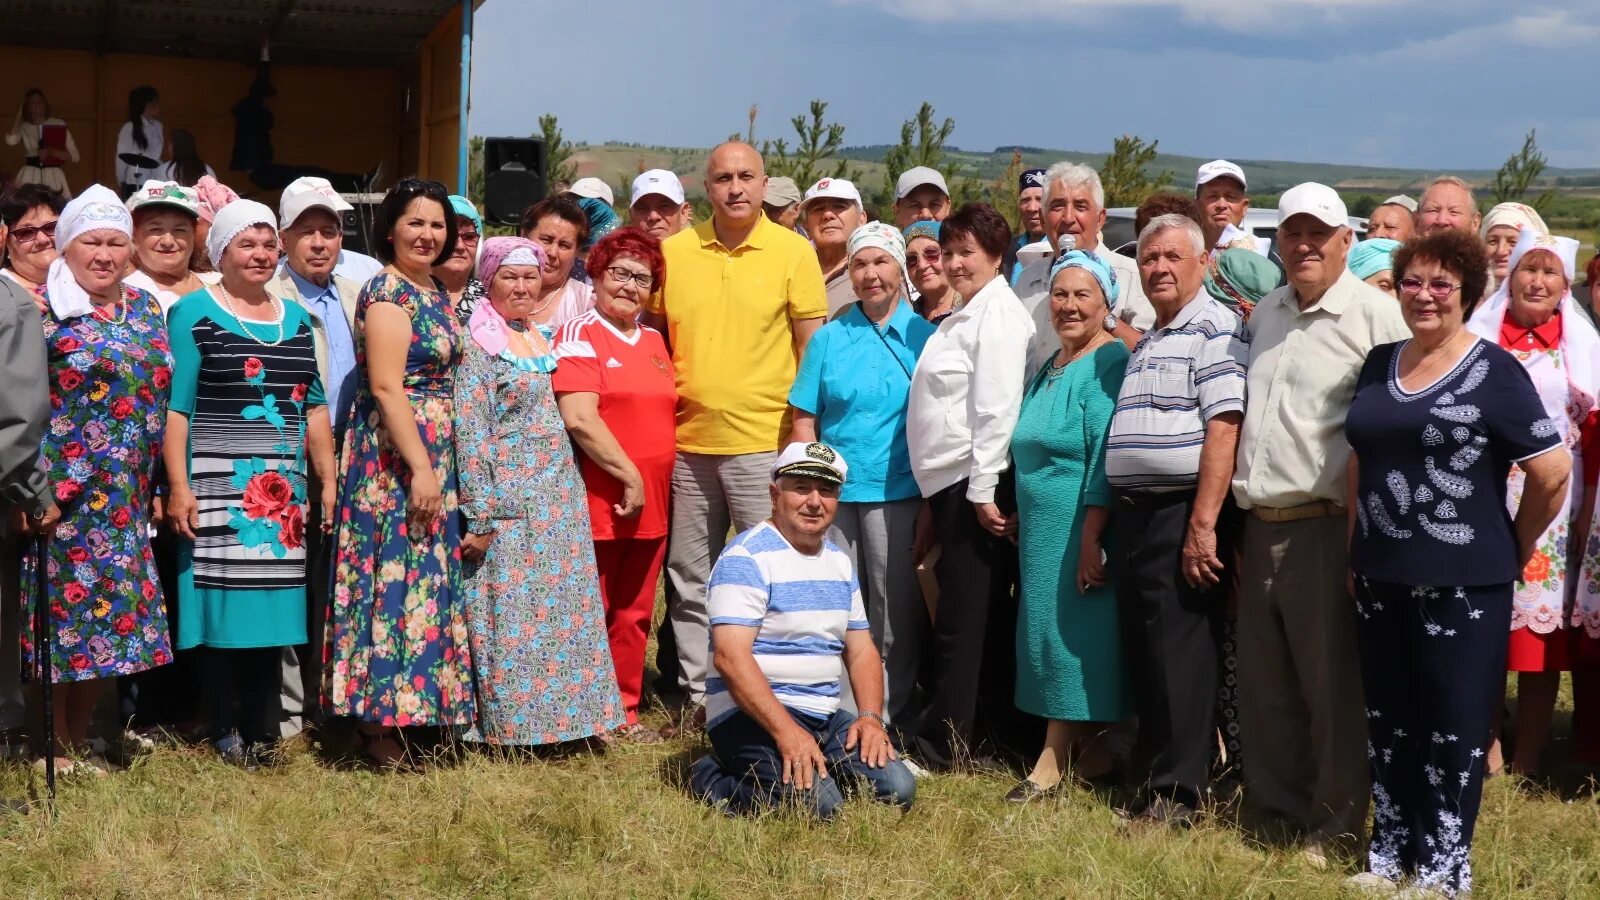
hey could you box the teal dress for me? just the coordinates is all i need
[168,289,324,650]
[1011,340,1129,721]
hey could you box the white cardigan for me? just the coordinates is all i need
[906,275,1035,504]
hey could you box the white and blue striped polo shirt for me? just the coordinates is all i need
[704,521,869,729]
[1106,293,1248,491]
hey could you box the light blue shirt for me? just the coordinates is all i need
[788,298,935,504]
[285,267,358,435]
[334,249,384,286]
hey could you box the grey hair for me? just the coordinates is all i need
[1425,175,1473,195]
[1137,213,1205,257]
[1043,161,1105,211]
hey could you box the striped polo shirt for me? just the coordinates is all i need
[1106,292,1248,491]
[704,521,869,729]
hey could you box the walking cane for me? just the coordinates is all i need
[33,532,55,811]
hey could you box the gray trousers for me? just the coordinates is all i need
[1236,513,1369,846]
[828,499,925,724]
[666,450,777,702]
[0,525,23,731]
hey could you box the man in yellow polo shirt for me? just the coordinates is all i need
[648,141,828,712]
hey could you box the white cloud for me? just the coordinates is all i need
[1508,10,1600,48]
[836,0,1406,32]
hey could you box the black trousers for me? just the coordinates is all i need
[296,510,332,728]
[1354,578,1510,896]
[204,646,283,747]
[911,477,1031,770]
[1113,489,1230,807]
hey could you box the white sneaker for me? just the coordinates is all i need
[1344,872,1397,895]
[902,758,932,780]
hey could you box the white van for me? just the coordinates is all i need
[1103,207,1368,258]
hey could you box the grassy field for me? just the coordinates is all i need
[2,684,1599,899]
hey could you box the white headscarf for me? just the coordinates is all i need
[206,199,277,269]
[1480,202,1550,240]
[1468,227,1598,393]
[846,221,909,287]
[46,184,134,321]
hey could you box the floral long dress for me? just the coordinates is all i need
[322,272,474,726]
[22,286,173,682]
[454,330,622,744]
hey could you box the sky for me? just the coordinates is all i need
[467,0,1599,171]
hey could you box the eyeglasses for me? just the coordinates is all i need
[606,266,654,289]
[8,220,57,244]
[1397,276,1462,299]
[458,230,481,244]
[912,248,942,264]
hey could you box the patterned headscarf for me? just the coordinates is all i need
[902,221,941,245]
[1480,202,1549,239]
[576,196,620,250]
[1048,249,1119,309]
[1204,248,1283,320]
[847,221,908,286]
[193,175,240,225]
[470,237,546,354]
[46,184,133,320]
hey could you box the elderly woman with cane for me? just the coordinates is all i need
[21,185,174,777]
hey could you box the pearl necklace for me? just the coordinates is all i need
[94,297,128,325]
[218,283,285,347]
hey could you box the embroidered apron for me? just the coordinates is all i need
[1507,343,1590,633]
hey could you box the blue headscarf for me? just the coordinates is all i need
[576,196,620,250]
[1048,249,1119,310]
[1348,238,1400,281]
[902,220,941,244]
[448,194,482,231]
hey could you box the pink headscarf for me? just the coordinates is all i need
[194,175,240,224]
[468,237,547,355]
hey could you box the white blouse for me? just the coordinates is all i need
[115,117,165,187]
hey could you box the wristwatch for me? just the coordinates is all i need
[1103,313,1118,332]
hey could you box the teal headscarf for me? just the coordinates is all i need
[1204,248,1283,314]
[448,194,482,231]
[902,221,941,244]
[576,197,620,250]
[1047,250,1119,309]
[1348,238,1401,282]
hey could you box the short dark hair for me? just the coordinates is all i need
[938,202,1011,261]
[1392,230,1491,318]
[373,177,457,266]
[519,195,590,247]
[1135,192,1200,236]
[0,183,66,227]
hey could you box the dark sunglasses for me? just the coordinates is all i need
[9,220,57,243]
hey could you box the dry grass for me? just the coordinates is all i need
[2,698,1599,899]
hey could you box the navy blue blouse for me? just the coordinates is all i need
[1347,338,1562,586]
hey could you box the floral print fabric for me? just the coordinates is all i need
[22,286,173,682]
[322,273,475,726]
[454,337,622,744]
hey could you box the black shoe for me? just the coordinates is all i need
[1003,779,1058,803]
[960,753,1016,778]
[1126,794,1199,829]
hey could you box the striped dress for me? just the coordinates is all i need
[167,289,323,650]
[704,521,869,729]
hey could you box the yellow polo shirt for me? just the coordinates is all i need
[652,214,828,455]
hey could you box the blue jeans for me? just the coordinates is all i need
[690,707,916,819]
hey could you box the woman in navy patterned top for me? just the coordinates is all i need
[1344,231,1571,896]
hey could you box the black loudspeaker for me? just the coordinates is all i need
[484,137,547,225]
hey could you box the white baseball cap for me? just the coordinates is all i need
[895,166,949,201]
[1278,182,1349,228]
[1196,159,1248,191]
[126,180,200,218]
[801,177,863,211]
[1382,194,1419,213]
[771,441,849,486]
[567,177,615,206]
[279,176,353,230]
[630,169,685,207]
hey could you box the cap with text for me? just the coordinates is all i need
[800,177,862,211]
[279,176,353,230]
[630,169,685,207]
[1278,182,1348,228]
[772,441,849,486]
[896,166,950,201]
[567,177,615,206]
[126,180,200,218]
[1196,159,1248,191]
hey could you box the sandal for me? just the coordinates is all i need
[614,722,666,745]
[356,729,412,772]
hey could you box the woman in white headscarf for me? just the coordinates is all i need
[21,184,174,775]
[787,222,937,725]
[1466,227,1600,777]
[1480,202,1549,294]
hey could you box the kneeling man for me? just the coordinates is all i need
[689,442,915,819]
